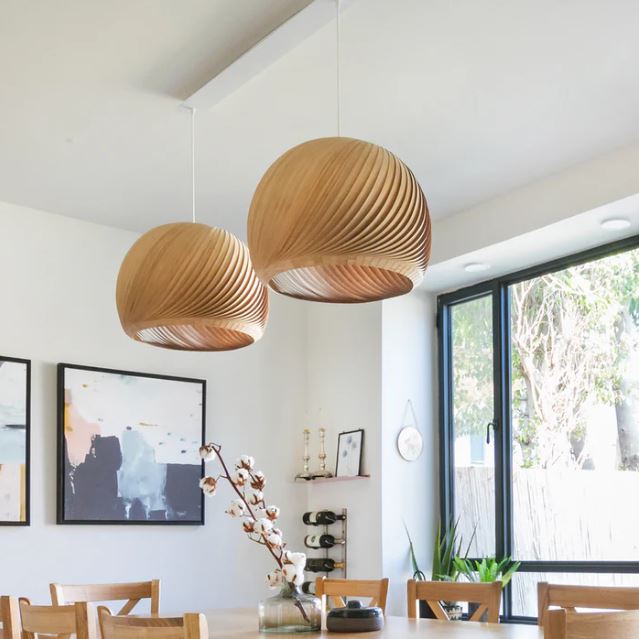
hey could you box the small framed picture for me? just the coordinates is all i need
[336,429,364,477]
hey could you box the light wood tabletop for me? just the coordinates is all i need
[203,609,544,639]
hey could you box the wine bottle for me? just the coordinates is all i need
[304,533,346,549]
[302,510,345,526]
[305,558,345,573]
[301,581,316,595]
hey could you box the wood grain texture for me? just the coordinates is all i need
[99,607,208,639]
[544,609,639,639]
[407,580,502,623]
[51,580,160,616]
[116,223,269,351]
[19,599,95,639]
[0,596,20,639]
[315,577,389,613]
[200,608,542,638]
[247,137,431,303]
[537,582,639,627]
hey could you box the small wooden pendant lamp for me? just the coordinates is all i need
[116,110,268,351]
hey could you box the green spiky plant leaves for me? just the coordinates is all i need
[452,556,521,589]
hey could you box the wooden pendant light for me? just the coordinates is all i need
[247,137,431,303]
[116,223,269,351]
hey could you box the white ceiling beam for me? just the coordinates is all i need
[184,0,356,109]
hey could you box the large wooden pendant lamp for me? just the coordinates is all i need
[116,110,268,351]
[247,137,431,303]
[246,2,431,303]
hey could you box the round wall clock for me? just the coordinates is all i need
[397,426,423,461]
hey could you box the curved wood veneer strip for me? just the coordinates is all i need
[248,137,431,303]
[116,223,269,351]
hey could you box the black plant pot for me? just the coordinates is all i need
[418,600,436,619]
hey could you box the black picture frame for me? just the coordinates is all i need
[335,429,364,477]
[57,363,206,525]
[0,355,31,526]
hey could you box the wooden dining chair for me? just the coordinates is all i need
[315,577,390,614]
[538,582,639,627]
[98,607,208,639]
[544,608,639,638]
[407,580,502,622]
[19,598,95,639]
[50,580,160,616]
[0,596,20,639]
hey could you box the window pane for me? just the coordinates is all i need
[451,295,495,556]
[510,247,639,561]
[511,572,639,618]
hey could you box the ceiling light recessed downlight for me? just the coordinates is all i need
[601,218,631,231]
[464,262,490,273]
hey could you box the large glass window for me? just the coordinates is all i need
[439,238,639,622]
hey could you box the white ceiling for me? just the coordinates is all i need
[1,0,639,240]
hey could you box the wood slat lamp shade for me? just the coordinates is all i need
[247,137,431,303]
[116,223,269,351]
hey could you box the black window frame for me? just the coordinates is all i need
[437,232,639,624]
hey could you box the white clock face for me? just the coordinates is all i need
[397,426,423,461]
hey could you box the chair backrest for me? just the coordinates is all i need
[407,579,502,623]
[0,596,21,639]
[98,607,208,639]
[50,580,160,616]
[538,582,639,627]
[19,598,95,639]
[315,578,389,613]
[544,608,639,639]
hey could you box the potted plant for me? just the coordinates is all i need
[405,519,474,620]
[453,556,521,621]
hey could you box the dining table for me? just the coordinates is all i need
[205,609,544,638]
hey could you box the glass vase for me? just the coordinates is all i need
[258,584,321,633]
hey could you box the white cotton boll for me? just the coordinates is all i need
[284,551,306,568]
[292,569,305,586]
[267,570,283,588]
[246,488,264,505]
[225,499,246,518]
[199,444,217,463]
[266,531,283,547]
[265,506,280,520]
[236,455,255,470]
[251,471,266,490]
[282,564,298,583]
[231,468,249,486]
[253,518,274,535]
[199,476,217,496]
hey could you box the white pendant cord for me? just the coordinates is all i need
[191,107,196,223]
[336,0,341,137]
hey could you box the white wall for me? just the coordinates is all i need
[381,291,437,615]
[0,201,308,611]
[305,303,384,579]
[303,292,439,616]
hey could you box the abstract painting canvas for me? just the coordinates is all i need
[57,364,205,524]
[0,356,30,525]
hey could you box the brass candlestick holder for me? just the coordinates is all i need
[313,427,333,478]
[295,428,313,480]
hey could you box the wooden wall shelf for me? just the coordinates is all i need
[294,474,370,484]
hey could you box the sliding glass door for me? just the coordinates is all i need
[449,293,496,557]
[438,236,639,622]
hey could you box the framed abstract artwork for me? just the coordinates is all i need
[335,429,364,478]
[57,363,205,525]
[0,356,30,525]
